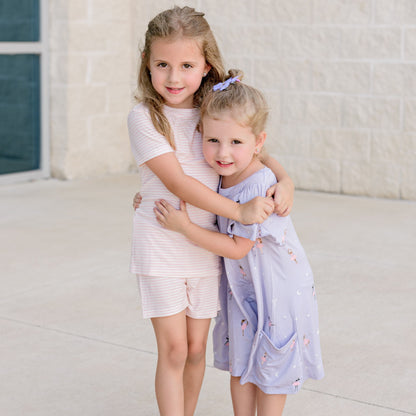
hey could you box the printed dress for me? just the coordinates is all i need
[213,167,324,394]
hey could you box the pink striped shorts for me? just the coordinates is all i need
[137,274,220,319]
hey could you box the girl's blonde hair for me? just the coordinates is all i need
[200,69,269,136]
[137,6,225,148]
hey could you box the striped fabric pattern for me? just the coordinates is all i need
[128,103,221,278]
[137,274,220,319]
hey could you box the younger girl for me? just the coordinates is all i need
[128,7,294,416]
[155,70,324,416]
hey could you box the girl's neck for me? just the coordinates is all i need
[221,158,265,189]
[164,103,197,111]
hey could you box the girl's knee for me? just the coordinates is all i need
[186,340,206,365]
[160,341,188,368]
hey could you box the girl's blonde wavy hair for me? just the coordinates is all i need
[200,69,269,136]
[137,6,225,149]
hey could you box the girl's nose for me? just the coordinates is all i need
[218,144,229,158]
[168,68,179,83]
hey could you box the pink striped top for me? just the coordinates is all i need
[128,103,221,278]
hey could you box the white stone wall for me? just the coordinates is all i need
[48,0,134,179]
[49,0,416,200]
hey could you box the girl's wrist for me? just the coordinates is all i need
[234,202,243,223]
[279,176,294,191]
[181,221,193,237]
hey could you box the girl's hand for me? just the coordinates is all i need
[238,196,274,225]
[133,192,142,210]
[266,180,294,217]
[154,199,191,234]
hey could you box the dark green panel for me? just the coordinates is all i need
[0,54,41,174]
[0,0,40,41]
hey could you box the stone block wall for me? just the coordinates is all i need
[49,0,416,200]
[48,0,134,179]
[207,0,416,200]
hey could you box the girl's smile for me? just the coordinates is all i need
[216,161,234,168]
[166,87,185,95]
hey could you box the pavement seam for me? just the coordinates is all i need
[303,388,415,415]
[0,315,157,356]
[307,250,407,268]
[2,315,414,415]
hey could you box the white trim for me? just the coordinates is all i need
[0,0,49,181]
[0,43,43,53]
[40,0,50,179]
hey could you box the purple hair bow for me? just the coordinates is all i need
[213,76,240,91]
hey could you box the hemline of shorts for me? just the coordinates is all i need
[137,274,220,320]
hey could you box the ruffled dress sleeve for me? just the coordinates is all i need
[222,169,290,246]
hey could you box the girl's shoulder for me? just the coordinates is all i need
[251,167,276,186]
[240,167,276,189]
[128,102,150,118]
[128,102,154,129]
[242,168,276,200]
[220,168,276,204]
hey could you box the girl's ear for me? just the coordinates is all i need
[204,63,212,76]
[255,131,267,153]
[143,52,151,72]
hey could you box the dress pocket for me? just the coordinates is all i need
[250,330,301,390]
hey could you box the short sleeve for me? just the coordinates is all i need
[226,215,289,244]
[127,103,173,166]
[227,221,259,241]
[223,181,267,241]
[224,175,290,244]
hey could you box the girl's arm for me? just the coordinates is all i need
[133,153,293,215]
[154,200,254,260]
[260,151,294,217]
[146,152,274,224]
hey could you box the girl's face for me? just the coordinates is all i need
[202,112,266,186]
[148,36,211,109]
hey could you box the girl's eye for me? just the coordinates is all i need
[183,64,192,69]
[207,138,219,143]
[232,139,242,144]
[157,63,167,68]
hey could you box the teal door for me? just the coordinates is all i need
[0,0,41,175]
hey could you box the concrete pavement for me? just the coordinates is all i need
[0,174,415,415]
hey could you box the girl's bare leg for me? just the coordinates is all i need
[230,376,257,416]
[151,311,188,416]
[183,317,211,416]
[256,388,286,416]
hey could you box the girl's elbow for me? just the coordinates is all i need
[228,250,249,260]
[165,179,187,198]
[165,180,181,195]
[225,241,254,260]
[169,174,195,197]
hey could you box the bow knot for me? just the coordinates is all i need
[213,76,240,91]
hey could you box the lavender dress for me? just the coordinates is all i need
[213,167,324,394]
